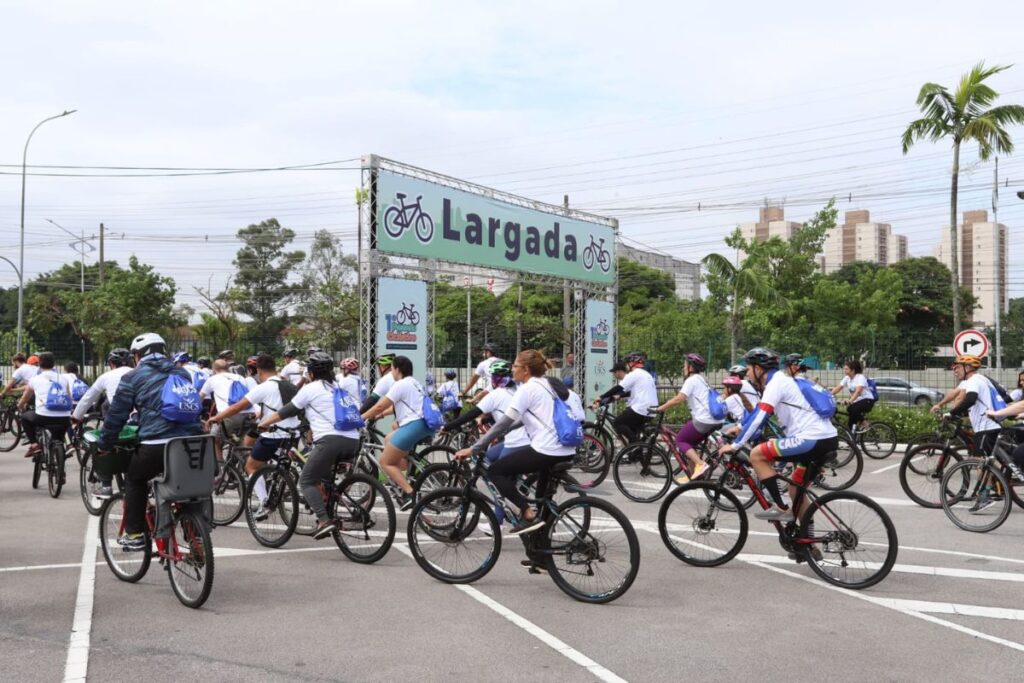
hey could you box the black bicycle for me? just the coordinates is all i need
[939,426,1024,533]
[0,397,23,452]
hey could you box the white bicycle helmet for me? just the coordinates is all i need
[130,332,166,354]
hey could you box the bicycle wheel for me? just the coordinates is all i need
[898,443,964,508]
[584,421,615,454]
[0,410,21,452]
[48,441,66,498]
[814,440,862,491]
[859,422,897,459]
[211,464,245,526]
[659,482,747,566]
[331,473,396,564]
[799,490,898,589]
[167,510,215,608]
[414,462,471,497]
[940,459,1012,533]
[32,457,42,489]
[407,488,500,583]
[544,497,640,603]
[830,432,857,468]
[417,444,455,466]
[79,451,106,516]
[613,442,672,503]
[245,466,299,548]
[99,494,151,582]
[570,433,611,488]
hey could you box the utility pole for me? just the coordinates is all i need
[562,195,571,362]
[99,222,105,284]
[465,277,472,372]
[993,158,1002,370]
[516,281,523,354]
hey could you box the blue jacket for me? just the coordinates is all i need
[99,354,203,449]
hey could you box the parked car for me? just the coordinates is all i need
[871,377,945,407]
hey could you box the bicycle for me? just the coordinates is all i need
[581,235,612,273]
[382,192,435,243]
[354,433,452,502]
[898,415,975,508]
[833,407,896,459]
[79,425,132,515]
[939,427,1024,533]
[395,302,420,325]
[95,435,216,609]
[407,455,640,603]
[33,424,70,498]
[658,447,898,589]
[210,431,248,527]
[0,396,24,452]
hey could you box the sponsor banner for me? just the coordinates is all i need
[374,168,615,284]
[376,276,428,382]
[584,300,616,405]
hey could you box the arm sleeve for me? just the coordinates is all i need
[469,408,522,455]
[444,406,483,431]
[360,394,379,413]
[733,402,774,447]
[949,392,978,417]
[276,401,302,420]
[72,381,104,420]
[600,385,626,401]
[99,375,136,449]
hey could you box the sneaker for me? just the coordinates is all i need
[399,494,416,512]
[24,444,41,459]
[252,503,270,522]
[968,497,996,514]
[520,559,548,573]
[754,504,794,521]
[508,518,544,536]
[117,533,146,551]
[92,484,113,499]
[312,518,340,539]
[674,461,708,485]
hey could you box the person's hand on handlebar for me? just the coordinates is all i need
[454,447,473,460]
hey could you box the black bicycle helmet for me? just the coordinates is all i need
[783,353,803,367]
[625,351,646,365]
[283,347,299,358]
[444,369,457,379]
[197,356,211,368]
[743,347,780,369]
[107,348,131,366]
[482,342,496,353]
[728,364,746,376]
[217,349,234,360]
[307,351,334,373]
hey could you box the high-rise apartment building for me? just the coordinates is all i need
[618,243,701,300]
[821,209,909,274]
[739,206,801,244]
[935,210,1008,327]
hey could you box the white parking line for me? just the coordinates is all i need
[874,599,1024,622]
[63,514,98,683]
[738,553,1024,583]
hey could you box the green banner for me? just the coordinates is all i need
[374,169,615,284]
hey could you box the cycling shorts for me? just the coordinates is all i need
[762,436,839,464]
[250,435,287,462]
[390,418,435,452]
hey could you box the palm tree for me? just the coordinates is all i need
[702,252,781,363]
[901,62,1024,334]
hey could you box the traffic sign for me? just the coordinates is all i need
[953,329,990,358]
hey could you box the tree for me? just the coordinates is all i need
[889,257,975,363]
[901,62,1024,334]
[230,218,306,340]
[298,229,359,351]
[617,257,676,311]
[193,277,244,349]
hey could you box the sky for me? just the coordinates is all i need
[2,0,1024,316]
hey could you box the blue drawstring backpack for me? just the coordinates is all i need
[160,374,202,423]
[706,387,729,421]
[333,385,365,431]
[70,377,89,402]
[44,378,72,411]
[420,389,444,430]
[794,378,838,418]
[227,377,248,404]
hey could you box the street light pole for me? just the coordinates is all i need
[45,219,94,371]
[18,109,77,353]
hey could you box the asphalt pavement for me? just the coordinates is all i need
[2,441,1024,682]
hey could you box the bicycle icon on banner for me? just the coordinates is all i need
[383,193,435,243]
[395,302,420,325]
[594,319,610,335]
[582,235,612,273]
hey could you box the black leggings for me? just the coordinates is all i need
[487,447,574,511]
[612,408,649,443]
[847,400,875,429]
[21,411,70,444]
[125,444,165,535]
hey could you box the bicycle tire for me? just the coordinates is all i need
[583,421,615,453]
[814,438,863,491]
[407,487,500,583]
[32,457,42,489]
[245,466,299,548]
[658,481,747,567]
[613,442,672,503]
[167,510,215,608]
[382,204,405,238]
[48,442,65,498]
[414,465,482,541]
[331,473,396,564]
[799,490,898,589]
[898,443,963,508]
[99,494,152,582]
[80,452,105,516]
[0,409,21,452]
[582,246,596,270]
[570,433,611,488]
[211,463,245,526]
[940,459,1012,533]
[543,496,639,603]
[859,421,897,459]
[414,462,471,497]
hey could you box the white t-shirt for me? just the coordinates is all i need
[620,367,658,415]
[246,377,300,438]
[475,356,504,380]
[680,374,720,425]
[243,376,258,391]
[281,360,305,386]
[957,374,1002,433]
[336,374,368,403]
[372,372,396,399]
[200,372,255,414]
[760,371,837,441]
[386,377,430,427]
[566,390,586,422]
[28,370,73,417]
[13,364,39,385]
[477,386,529,449]
[1010,388,1023,403]
[72,366,132,420]
[841,374,874,402]
[740,378,760,403]
[725,393,747,423]
[291,379,360,441]
[509,376,575,457]
[437,380,462,407]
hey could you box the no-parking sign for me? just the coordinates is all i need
[953,329,990,358]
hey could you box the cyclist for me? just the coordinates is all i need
[461,342,504,403]
[17,351,73,461]
[1,353,40,398]
[200,359,256,460]
[987,397,1024,475]
[729,363,761,404]
[723,375,753,425]
[455,349,576,540]
[97,332,203,550]
[437,369,462,420]
[243,356,260,391]
[592,351,657,444]
[946,353,1003,462]
[62,361,89,407]
[217,349,235,362]
[280,348,303,386]
[654,353,722,483]
[442,361,523,463]
[1011,371,1024,403]
[335,357,368,405]
[208,353,299,519]
[360,353,397,413]
[830,359,876,431]
[193,357,212,391]
[361,355,438,510]
[719,347,839,525]
[72,347,133,496]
